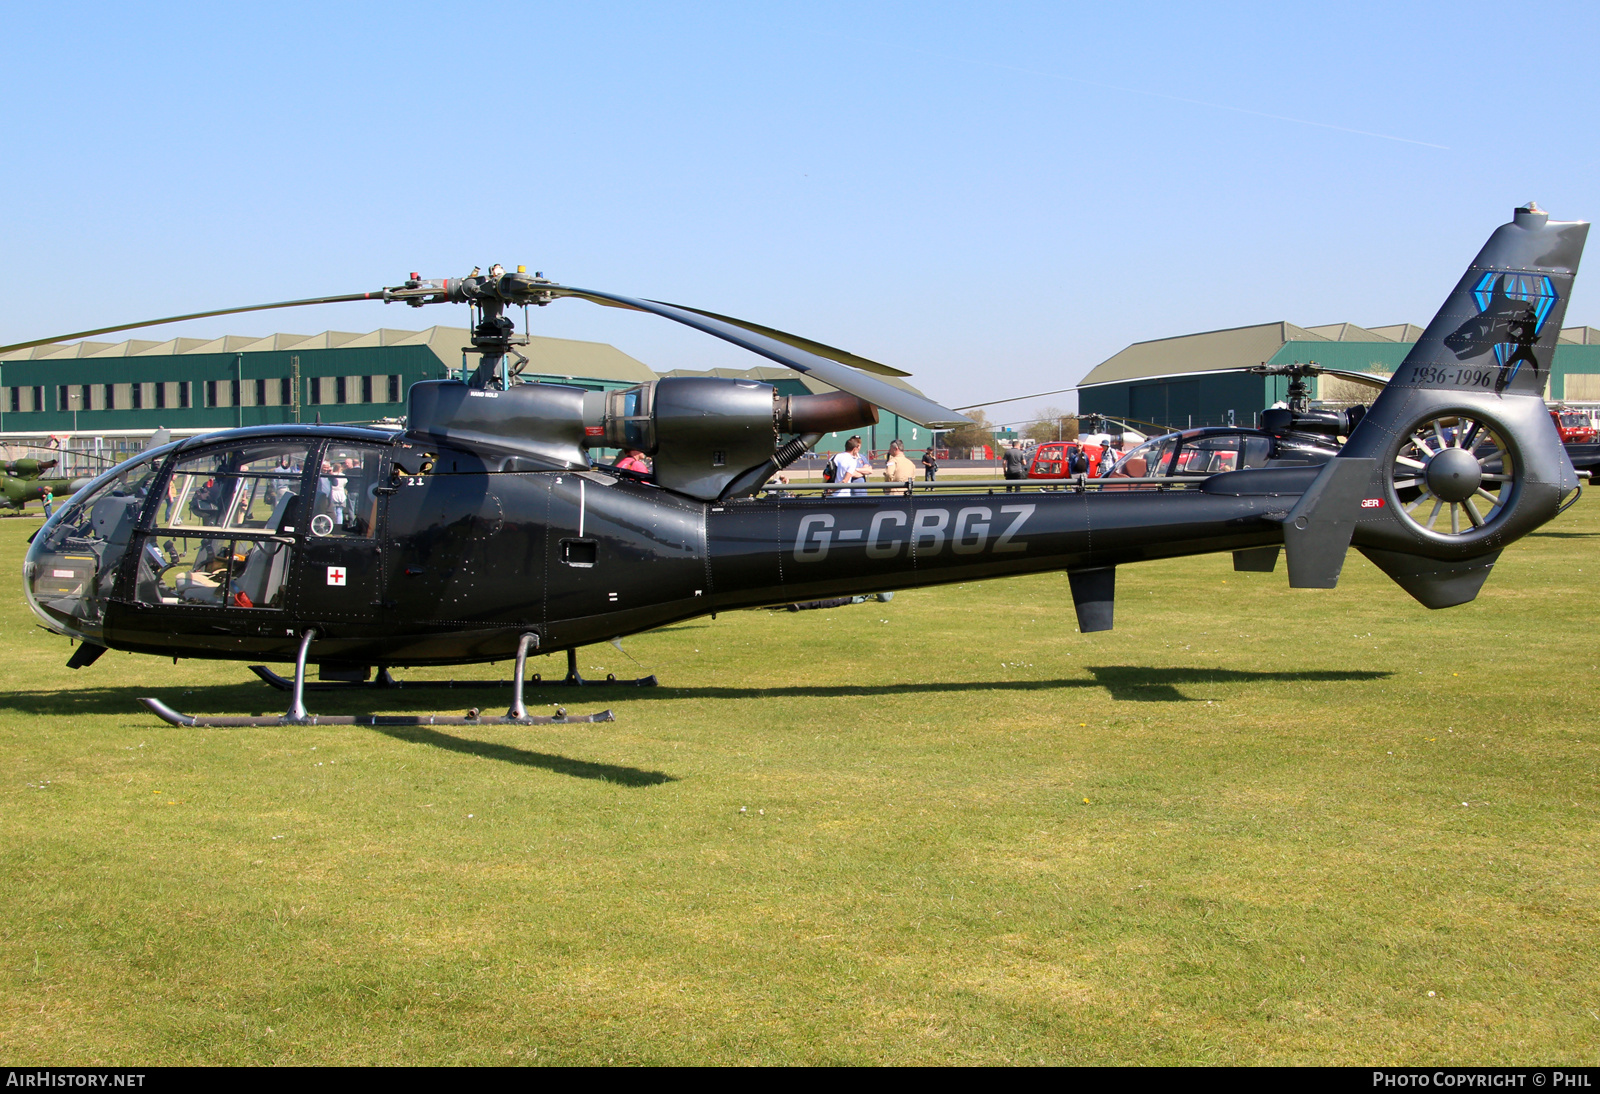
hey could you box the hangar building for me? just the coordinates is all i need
[0,326,658,434]
[1077,322,1600,430]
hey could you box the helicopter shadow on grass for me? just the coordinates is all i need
[599,667,1393,704]
[1,684,675,787]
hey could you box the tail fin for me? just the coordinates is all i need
[1341,204,1589,607]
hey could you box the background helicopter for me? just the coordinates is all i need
[1082,364,1388,480]
[10,206,1588,729]
[1,456,72,513]
[1,431,169,513]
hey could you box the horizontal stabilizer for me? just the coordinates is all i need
[1233,546,1280,573]
[1277,457,1376,589]
[1067,566,1116,632]
[1358,547,1500,609]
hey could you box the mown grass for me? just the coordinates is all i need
[2,503,1598,1065]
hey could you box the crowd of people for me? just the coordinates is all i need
[600,436,1127,496]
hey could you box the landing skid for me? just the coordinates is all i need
[138,698,612,729]
[143,632,617,728]
[248,647,658,692]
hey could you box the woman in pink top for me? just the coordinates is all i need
[615,448,650,474]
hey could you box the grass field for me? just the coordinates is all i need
[2,503,1598,1065]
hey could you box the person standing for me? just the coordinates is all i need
[329,466,349,526]
[1002,443,1029,492]
[1081,440,1105,479]
[830,436,869,497]
[922,447,938,482]
[882,439,916,494]
[266,453,295,506]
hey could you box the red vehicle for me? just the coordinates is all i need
[1027,441,1108,479]
[1551,408,1596,444]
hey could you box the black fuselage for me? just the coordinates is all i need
[31,424,1311,670]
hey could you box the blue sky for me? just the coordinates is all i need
[4,2,1597,428]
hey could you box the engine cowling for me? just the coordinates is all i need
[406,376,878,501]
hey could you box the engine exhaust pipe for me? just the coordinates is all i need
[780,391,878,435]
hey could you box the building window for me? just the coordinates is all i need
[179,382,191,409]
[335,376,348,404]
[104,384,115,410]
[205,380,217,408]
[360,375,373,403]
[57,385,88,412]
[255,378,267,407]
[154,382,167,410]
[7,388,17,413]
[307,378,320,405]
[131,383,143,410]
[229,380,240,408]
[388,375,402,403]
[279,377,292,406]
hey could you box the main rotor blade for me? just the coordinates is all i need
[0,291,387,355]
[1250,363,1389,393]
[1311,367,1389,392]
[542,286,973,428]
[644,302,912,378]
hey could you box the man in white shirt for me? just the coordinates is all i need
[829,436,871,497]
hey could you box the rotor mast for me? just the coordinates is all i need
[387,264,552,389]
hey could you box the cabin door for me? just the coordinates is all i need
[291,443,389,621]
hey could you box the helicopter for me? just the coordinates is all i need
[1087,364,1391,480]
[10,205,1588,728]
[2,457,66,512]
[2,432,168,513]
[2,455,81,513]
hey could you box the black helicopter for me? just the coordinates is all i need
[1100,365,1385,480]
[12,206,1587,727]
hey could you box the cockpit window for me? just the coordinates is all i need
[160,444,308,533]
[138,443,309,609]
[1175,434,1242,474]
[313,445,382,538]
[141,535,292,609]
[1108,434,1179,478]
[24,447,167,640]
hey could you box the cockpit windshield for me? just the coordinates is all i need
[23,444,171,642]
[1106,434,1179,478]
[1107,431,1274,478]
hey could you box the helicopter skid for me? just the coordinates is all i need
[138,696,614,728]
[247,665,659,691]
[248,657,658,693]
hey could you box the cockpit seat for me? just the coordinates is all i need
[177,571,223,604]
[231,541,289,608]
[263,490,295,532]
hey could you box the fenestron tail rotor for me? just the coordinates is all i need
[1389,413,1518,538]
